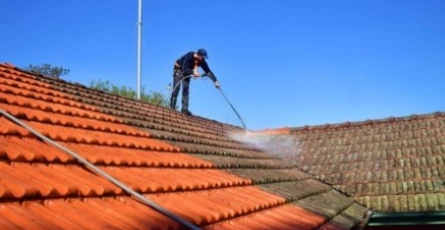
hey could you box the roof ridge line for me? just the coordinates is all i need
[291,112,445,131]
[2,62,244,132]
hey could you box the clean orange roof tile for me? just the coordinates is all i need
[0,203,60,230]
[1,136,73,162]
[205,204,326,230]
[0,115,30,137]
[1,63,368,229]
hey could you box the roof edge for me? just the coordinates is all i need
[1,62,245,131]
[291,111,445,132]
[367,211,445,226]
[249,127,290,135]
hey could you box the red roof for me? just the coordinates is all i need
[0,63,368,229]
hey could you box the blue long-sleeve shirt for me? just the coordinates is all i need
[175,52,217,82]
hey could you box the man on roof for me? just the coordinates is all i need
[170,48,220,115]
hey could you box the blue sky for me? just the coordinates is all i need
[1,0,444,130]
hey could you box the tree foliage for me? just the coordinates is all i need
[89,79,169,107]
[23,63,70,78]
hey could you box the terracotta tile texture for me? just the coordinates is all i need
[289,113,445,212]
[0,63,367,229]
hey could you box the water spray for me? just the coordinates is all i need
[229,128,301,160]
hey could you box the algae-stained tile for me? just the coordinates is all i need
[400,195,409,211]
[417,194,428,211]
[438,193,445,209]
[381,195,389,210]
[388,182,397,194]
[426,193,439,211]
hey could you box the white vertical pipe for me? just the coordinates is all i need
[137,0,142,100]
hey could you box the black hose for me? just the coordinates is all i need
[170,75,195,97]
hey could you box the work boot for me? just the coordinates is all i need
[181,108,192,116]
[170,97,177,110]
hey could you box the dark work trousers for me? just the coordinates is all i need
[170,69,191,111]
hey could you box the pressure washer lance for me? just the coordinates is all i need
[167,74,248,130]
[217,87,247,130]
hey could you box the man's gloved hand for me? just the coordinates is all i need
[214,81,220,88]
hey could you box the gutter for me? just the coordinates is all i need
[357,210,374,230]
[366,211,445,227]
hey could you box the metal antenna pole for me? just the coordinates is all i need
[136,0,143,100]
